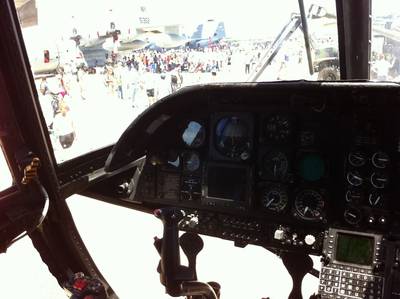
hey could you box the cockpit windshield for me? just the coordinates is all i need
[18,0,390,164]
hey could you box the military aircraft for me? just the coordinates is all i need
[2,0,400,299]
[186,20,227,49]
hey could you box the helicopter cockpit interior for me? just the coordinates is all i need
[91,81,400,299]
[2,0,400,299]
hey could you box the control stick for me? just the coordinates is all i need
[154,208,188,296]
[154,208,219,299]
[281,252,314,299]
[180,232,204,280]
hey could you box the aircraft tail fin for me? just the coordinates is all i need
[191,24,204,40]
[214,22,226,39]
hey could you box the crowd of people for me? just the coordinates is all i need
[371,52,400,81]
[36,38,400,153]
[35,42,267,151]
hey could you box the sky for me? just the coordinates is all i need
[23,0,400,44]
[32,0,324,39]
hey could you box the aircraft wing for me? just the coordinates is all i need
[373,26,400,43]
[15,0,37,27]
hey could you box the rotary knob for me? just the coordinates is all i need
[304,234,316,246]
[116,182,130,195]
[188,216,199,228]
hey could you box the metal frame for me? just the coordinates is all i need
[336,0,372,79]
[0,1,118,297]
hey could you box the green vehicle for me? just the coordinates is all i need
[313,46,340,80]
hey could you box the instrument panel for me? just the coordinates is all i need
[102,82,400,254]
[139,111,334,222]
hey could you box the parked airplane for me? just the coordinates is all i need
[186,20,226,48]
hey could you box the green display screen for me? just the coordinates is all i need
[335,233,374,266]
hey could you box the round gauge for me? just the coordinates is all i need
[215,116,250,159]
[348,151,366,167]
[182,151,201,172]
[346,171,363,187]
[372,151,390,169]
[294,190,325,221]
[261,184,288,212]
[298,153,325,182]
[182,121,206,148]
[344,206,362,225]
[345,189,364,203]
[264,115,291,142]
[368,192,383,207]
[370,172,389,189]
[263,151,289,180]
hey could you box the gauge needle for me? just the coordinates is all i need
[304,206,309,215]
[369,194,381,206]
[266,197,275,207]
[348,212,356,218]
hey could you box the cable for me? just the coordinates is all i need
[7,179,50,247]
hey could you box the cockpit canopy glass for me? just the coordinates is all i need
[15,0,340,163]
[371,0,400,81]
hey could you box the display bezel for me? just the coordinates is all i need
[202,162,252,209]
[209,112,254,162]
[335,233,374,266]
[326,228,382,269]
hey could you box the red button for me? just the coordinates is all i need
[73,278,88,291]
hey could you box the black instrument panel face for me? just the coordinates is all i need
[106,83,400,253]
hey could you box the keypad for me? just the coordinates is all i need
[318,265,383,299]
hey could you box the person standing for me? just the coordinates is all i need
[245,54,251,74]
[52,100,75,149]
[39,77,48,95]
[373,54,392,80]
[128,67,139,106]
[114,63,124,99]
[105,67,115,96]
[157,73,172,100]
[77,66,86,100]
[134,81,150,113]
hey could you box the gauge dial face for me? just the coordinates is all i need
[372,151,390,169]
[368,192,383,207]
[215,116,250,159]
[370,172,389,189]
[263,151,289,180]
[348,151,366,167]
[261,184,288,212]
[345,189,364,203]
[294,190,325,221]
[344,206,362,225]
[182,151,200,172]
[182,121,206,148]
[264,115,291,142]
[346,170,363,187]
